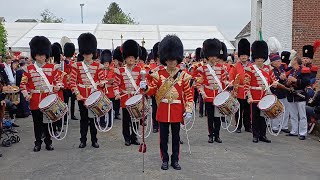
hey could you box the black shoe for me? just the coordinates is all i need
[245,128,252,133]
[199,114,203,117]
[214,137,222,143]
[12,123,20,127]
[131,140,140,145]
[259,136,271,143]
[171,161,181,170]
[180,140,184,144]
[71,116,78,120]
[45,144,54,151]
[272,129,279,134]
[252,137,259,143]
[92,142,99,148]
[286,133,298,137]
[153,128,158,133]
[236,129,241,133]
[125,140,131,146]
[208,136,214,143]
[161,162,169,170]
[281,129,290,133]
[33,145,41,152]
[0,153,2,157]
[79,142,86,148]
[299,136,306,140]
[115,115,121,120]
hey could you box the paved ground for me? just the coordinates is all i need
[1,108,320,180]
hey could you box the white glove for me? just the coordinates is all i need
[184,112,192,121]
[139,80,147,89]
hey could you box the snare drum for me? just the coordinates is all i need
[3,86,20,105]
[85,91,112,118]
[258,95,284,119]
[125,94,150,121]
[213,91,240,116]
[39,94,68,122]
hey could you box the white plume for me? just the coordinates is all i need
[268,37,282,54]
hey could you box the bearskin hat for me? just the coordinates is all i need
[139,46,148,62]
[152,42,160,59]
[77,53,84,62]
[63,42,75,58]
[147,51,153,62]
[159,35,184,66]
[112,46,123,62]
[281,51,291,65]
[100,49,112,64]
[78,33,97,55]
[122,39,139,60]
[251,40,269,61]
[51,44,61,64]
[219,42,228,61]
[303,45,314,59]
[195,47,202,61]
[202,38,222,59]
[29,36,51,60]
[238,38,250,56]
[53,42,62,54]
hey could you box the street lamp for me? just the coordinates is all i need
[80,3,84,24]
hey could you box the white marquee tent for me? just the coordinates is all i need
[5,23,234,53]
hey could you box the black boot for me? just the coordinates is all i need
[236,128,241,133]
[125,140,131,146]
[259,136,271,143]
[252,137,259,143]
[214,137,222,143]
[180,140,184,144]
[161,161,169,170]
[92,142,99,148]
[33,145,41,152]
[171,161,181,170]
[71,116,78,120]
[79,142,86,148]
[208,135,214,143]
[131,139,140,145]
[45,144,54,151]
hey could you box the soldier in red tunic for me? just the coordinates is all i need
[229,38,252,133]
[111,47,123,120]
[195,39,227,144]
[141,35,193,170]
[244,40,278,143]
[70,33,105,149]
[20,36,62,152]
[114,40,142,146]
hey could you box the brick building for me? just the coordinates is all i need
[235,0,320,72]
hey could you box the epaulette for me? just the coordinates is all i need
[113,68,120,75]
[311,65,318,72]
[301,66,311,74]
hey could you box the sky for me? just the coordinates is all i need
[1,0,251,40]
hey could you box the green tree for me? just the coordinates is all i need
[102,2,137,24]
[40,9,64,23]
[0,22,7,57]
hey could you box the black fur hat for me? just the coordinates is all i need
[29,36,51,60]
[139,46,148,62]
[281,51,291,65]
[78,33,97,55]
[63,42,75,58]
[159,35,184,66]
[53,42,62,54]
[251,40,269,61]
[219,42,228,61]
[303,45,314,59]
[195,47,201,61]
[51,44,61,64]
[112,46,123,62]
[202,39,222,59]
[122,39,139,60]
[152,42,160,59]
[100,49,112,64]
[77,53,84,62]
[238,38,250,56]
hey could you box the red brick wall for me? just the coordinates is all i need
[292,0,320,80]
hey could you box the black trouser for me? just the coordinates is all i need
[194,88,199,109]
[199,94,205,116]
[235,98,251,130]
[205,102,221,137]
[251,103,266,138]
[63,89,76,117]
[151,96,158,129]
[159,122,180,163]
[99,98,114,127]
[31,110,52,146]
[78,101,97,143]
[113,99,120,116]
[122,108,138,142]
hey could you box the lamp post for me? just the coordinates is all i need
[80,3,84,24]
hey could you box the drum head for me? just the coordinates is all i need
[258,95,276,110]
[39,94,57,109]
[125,94,142,106]
[85,91,102,106]
[213,91,230,106]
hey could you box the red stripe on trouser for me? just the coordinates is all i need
[159,123,163,161]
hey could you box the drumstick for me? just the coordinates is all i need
[222,80,234,92]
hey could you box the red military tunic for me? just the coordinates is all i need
[98,68,119,99]
[229,62,250,99]
[114,65,142,108]
[195,63,227,102]
[20,63,60,110]
[70,61,105,99]
[146,68,193,123]
[244,64,277,101]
